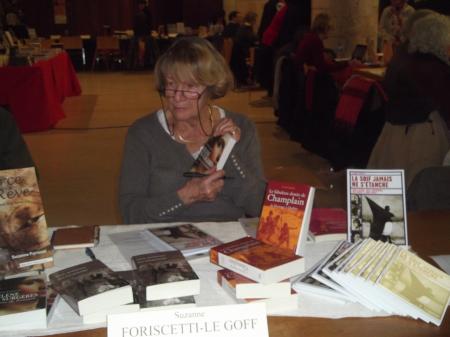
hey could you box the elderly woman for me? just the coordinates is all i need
[119,37,266,224]
[368,13,450,187]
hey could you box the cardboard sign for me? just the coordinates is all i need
[107,302,269,337]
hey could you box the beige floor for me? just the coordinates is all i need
[23,71,346,227]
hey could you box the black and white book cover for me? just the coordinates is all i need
[132,250,200,301]
[347,169,407,245]
[49,259,133,315]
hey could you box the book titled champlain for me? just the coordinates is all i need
[257,180,315,256]
[132,250,200,301]
[49,259,133,316]
[0,167,53,276]
[210,236,304,284]
[0,274,47,331]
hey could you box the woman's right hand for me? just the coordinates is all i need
[177,169,225,205]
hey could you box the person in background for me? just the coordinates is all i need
[119,37,266,224]
[368,12,450,187]
[229,11,259,90]
[0,107,35,170]
[222,11,241,39]
[379,0,415,61]
[130,0,154,69]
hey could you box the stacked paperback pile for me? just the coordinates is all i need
[294,239,450,326]
[210,181,315,313]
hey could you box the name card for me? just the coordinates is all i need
[107,302,269,337]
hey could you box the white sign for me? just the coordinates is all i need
[107,303,269,337]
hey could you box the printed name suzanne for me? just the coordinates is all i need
[121,318,258,337]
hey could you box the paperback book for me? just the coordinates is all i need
[347,169,407,245]
[187,133,236,174]
[147,223,222,257]
[0,167,53,276]
[49,259,133,316]
[210,236,305,284]
[132,250,200,301]
[51,225,100,250]
[0,274,47,330]
[257,180,315,256]
[216,269,291,299]
[308,208,347,242]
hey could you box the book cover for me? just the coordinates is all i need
[132,250,200,301]
[0,275,47,330]
[309,208,347,242]
[51,225,100,250]
[257,181,315,256]
[210,236,304,284]
[188,133,236,173]
[147,224,221,257]
[216,269,291,299]
[115,270,196,312]
[0,167,53,276]
[49,259,133,316]
[347,169,407,245]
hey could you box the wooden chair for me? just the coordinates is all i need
[60,36,84,70]
[91,35,122,71]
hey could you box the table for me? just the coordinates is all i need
[353,66,386,82]
[32,211,450,337]
[0,51,81,133]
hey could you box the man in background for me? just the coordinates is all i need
[223,11,242,39]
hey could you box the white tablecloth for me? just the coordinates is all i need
[0,222,386,337]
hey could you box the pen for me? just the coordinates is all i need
[85,247,97,261]
[183,172,234,179]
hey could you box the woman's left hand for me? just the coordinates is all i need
[212,117,241,141]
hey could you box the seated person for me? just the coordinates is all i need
[368,12,450,187]
[119,37,266,224]
[0,107,35,170]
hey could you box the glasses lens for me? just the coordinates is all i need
[164,89,200,99]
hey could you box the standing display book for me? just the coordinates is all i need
[0,167,53,276]
[0,274,47,331]
[147,223,222,257]
[49,259,133,316]
[257,180,315,256]
[187,133,236,174]
[132,250,200,301]
[347,169,407,245]
[210,236,305,284]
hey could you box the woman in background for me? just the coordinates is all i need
[119,37,266,224]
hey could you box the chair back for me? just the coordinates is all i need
[60,36,83,50]
[96,36,120,51]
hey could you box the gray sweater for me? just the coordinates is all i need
[119,109,266,224]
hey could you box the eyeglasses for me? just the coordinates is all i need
[162,88,205,100]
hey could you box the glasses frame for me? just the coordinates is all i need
[161,87,206,100]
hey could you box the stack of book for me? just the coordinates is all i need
[293,239,450,326]
[210,181,316,313]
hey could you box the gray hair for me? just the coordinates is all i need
[401,9,436,41]
[408,14,450,65]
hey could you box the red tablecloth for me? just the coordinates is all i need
[0,51,82,133]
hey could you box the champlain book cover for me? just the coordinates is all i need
[257,180,315,256]
[189,133,236,173]
[0,274,47,330]
[115,270,196,311]
[49,259,133,316]
[347,169,407,245]
[132,250,200,301]
[0,167,53,276]
[147,223,221,257]
[51,225,100,250]
[210,236,304,284]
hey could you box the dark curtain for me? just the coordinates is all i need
[183,0,223,27]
